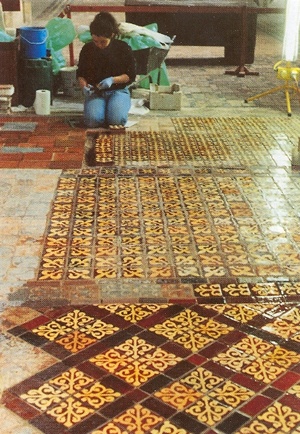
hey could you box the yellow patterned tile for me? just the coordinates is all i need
[203,304,227,314]
[208,380,254,407]
[95,268,118,278]
[72,237,93,246]
[151,421,188,434]
[221,305,260,323]
[177,265,201,277]
[202,266,227,278]
[50,368,93,394]
[122,267,144,278]
[229,265,256,277]
[67,269,92,279]
[33,309,118,347]
[122,256,144,267]
[194,284,222,297]
[226,254,250,265]
[280,282,300,295]
[197,245,219,255]
[113,404,163,432]
[197,318,234,339]
[90,336,181,386]
[147,245,168,255]
[262,346,300,368]
[69,258,91,268]
[154,381,202,410]
[255,265,282,277]
[150,309,232,352]
[70,247,92,257]
[74,382,120,409]
[222,283,251,296]
[242,359,285,384]
[170,235,191,244]
[234,336,273,358]
[33,321,71,341]
[41,258,65,268]
[213,347,254,372]
[21,383,68,411]
[263,319,300,339]
[95,257,118,268]
[281,306,300,324]
[288,383,300,398]
[149,266,174,278]
[198,254,224,266]
[92,423,129,434]
[236,420,277,434]
[56,331,97,353]
[258,402,300,433]
[38,269,64,280]
[43,247,67,257]
[99,303,169,323]
[251,283,280,296]
[22,368,120,428]
[181,366,223,393]
[185,395,231,426]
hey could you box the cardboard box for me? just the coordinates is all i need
[149,83,182,110]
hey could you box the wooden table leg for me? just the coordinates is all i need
[225,6,259,77]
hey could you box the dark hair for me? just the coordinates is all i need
[90,11,119,38]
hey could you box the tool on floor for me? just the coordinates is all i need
[245,61,300,117]
[245,0,300,116]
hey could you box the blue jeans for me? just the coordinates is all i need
[84,88,131,128]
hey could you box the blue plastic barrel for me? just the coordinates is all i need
[20,27,48,59]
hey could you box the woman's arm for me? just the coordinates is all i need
[111,74,130,85]
[77,76,89,89]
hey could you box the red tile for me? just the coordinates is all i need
[0,153,23,161]
[240,395,273,416]
[272,372,300,391]
[49,160,82,169]
[187,354,207,365]
[279,394,300,412]
[52,152,81,161]
[19,160,51,168]
[232,373,264,392]
[22,314,52,330]
[28,136,56,145]
[0,161,20,168]
[2,391,40,420]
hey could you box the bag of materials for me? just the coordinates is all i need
[46,17,76,52]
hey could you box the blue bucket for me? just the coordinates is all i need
[20,27,48,59]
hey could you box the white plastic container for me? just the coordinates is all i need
[149,83,182,110]
[0,85,14,96]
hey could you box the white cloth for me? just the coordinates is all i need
[282,0,300,62]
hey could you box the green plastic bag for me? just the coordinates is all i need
[120,23,170,88]
[46,17,76,52]
[78,30,92,44]
[51,49,67,75]
[138,64,170,88]
[0,29,14,42]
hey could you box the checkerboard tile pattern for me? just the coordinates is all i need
[3,302,300,433]
[31,166,300,293]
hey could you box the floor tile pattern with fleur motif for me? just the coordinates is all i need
[2,302,300,433]
[87,117,300,168]
[23,161,300,304]
[2,25,300,434]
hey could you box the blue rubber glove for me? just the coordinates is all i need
[97,77,114,90]
[82,85,94,97]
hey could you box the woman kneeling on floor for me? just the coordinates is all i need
[77,11,136,128]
